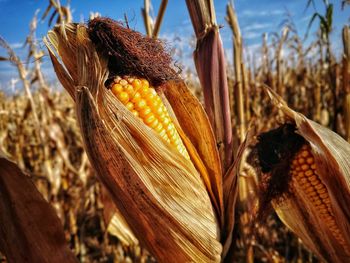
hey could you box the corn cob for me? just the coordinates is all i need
[290,144,348,249]
[110,76,190,159]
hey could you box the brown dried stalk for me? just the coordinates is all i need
[152,0,168,38]
[42,0,72,26]
[275,27,289,96]
[25,10,47,90]
[141,0,168,39]
[141,0,153,37]
[226,2,246,144]
[185,0,233,172]
[0,37,40,135]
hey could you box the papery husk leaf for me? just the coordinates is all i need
[266,88,350,262]
[163,80,224,224]
[0,157,78,263]
[107,210,139,246]
[101,186,138,246]
[45,23,78,100]
[45,23,222,262]
[77,86,221,262]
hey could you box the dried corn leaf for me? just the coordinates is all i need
[0,157,78,263]
[264,88,350,262]
[221,132,252,258]
[45,23,222,262]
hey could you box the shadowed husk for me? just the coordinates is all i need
[0,158,78,263]
[44,22,226,262]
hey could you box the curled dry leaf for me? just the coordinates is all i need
[250,88,350,262]
[44,18,228,262]
[0,157,78,263]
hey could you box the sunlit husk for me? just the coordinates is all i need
[45,23,222,262]
[107,211,139,246]
[163,81,224,223]
[266,88,350,262]
[100,188,139,246]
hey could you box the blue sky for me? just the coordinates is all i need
[0,0,349,92]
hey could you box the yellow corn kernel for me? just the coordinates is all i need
[124,84,134,95]
[111,83,123,95]
[291,144,348,248]
[119,79,128,86]
[131,110,139,117]
[139,86,150,96]
[131,92,141,104]
[125,102,134,111]
[141,78,149,88]
[131,79,142,90]
[135,99,147,110]
[298,158,305,164]
[117,92,129,104]
[110,76,190,159]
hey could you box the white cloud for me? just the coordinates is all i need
[246,43,261,52]
[241,9,284,17]
[243,23,272,32]
[243,31,261,40]
[9,42,23,49]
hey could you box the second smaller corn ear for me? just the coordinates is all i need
[250,88,350,262]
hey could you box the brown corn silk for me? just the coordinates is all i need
[0,157,78,263]
[259,88,350,262]
[44,22,224,262]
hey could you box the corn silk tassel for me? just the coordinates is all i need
[44,18,238,262]
[248,88,350,262]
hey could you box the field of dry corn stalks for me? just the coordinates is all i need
[1,0,350,262]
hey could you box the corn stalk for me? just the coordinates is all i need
[0,37,40,136]
[226,2,246,145]
[185,0,233,172]
[41,0,72,26]
[141,0,153,37]
[141,0,168,38]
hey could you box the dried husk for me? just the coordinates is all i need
[162,80,224,223]
[100,187,138,246]
[263,88,350,262]
[0,157,78,263]
[45,23,222,262]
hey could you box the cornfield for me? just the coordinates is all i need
[0,0,350,262]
